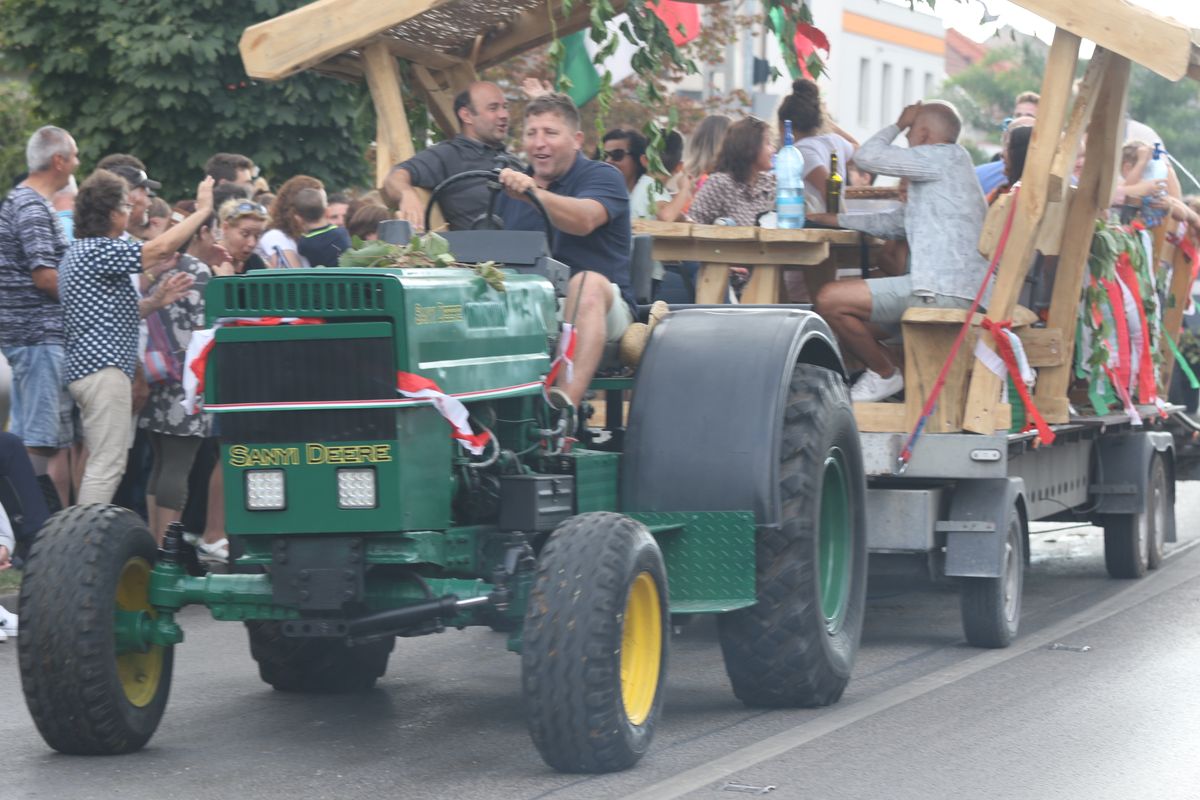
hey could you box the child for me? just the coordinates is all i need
[294,187,352,268]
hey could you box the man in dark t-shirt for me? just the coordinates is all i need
[386,81,510,231]
[496,93,633,409]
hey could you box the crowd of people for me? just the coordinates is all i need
[1,73,1197,641]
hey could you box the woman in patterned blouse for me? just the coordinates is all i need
[686,116,777,227]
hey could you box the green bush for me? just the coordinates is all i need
[0,79,39,190]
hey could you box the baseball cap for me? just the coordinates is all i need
[109,165,162,194]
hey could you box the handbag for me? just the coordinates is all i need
[143,309,184,385]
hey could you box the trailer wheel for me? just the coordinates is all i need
[1146,455,1169,570]
[1101,454,1167,579]
[245,621,394,693]
[522,512,668,773]
[18,505,173,754]
[960,507,1024,648]
[717,364,868,707]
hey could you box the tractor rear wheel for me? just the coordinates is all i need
[522,512,669,773]
[19,504,173,754]
[716,364,868,707]
[245,621,394,693]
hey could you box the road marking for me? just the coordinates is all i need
[625,546,1200,800]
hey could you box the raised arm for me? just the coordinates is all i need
[142,177,214,267]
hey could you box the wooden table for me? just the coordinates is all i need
[632,220,868,304]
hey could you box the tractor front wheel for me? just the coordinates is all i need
[19,504,174,754]
[522,512,669,773]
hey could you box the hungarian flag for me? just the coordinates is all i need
[558,1,701,107]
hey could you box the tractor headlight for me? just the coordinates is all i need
[245,470,286,510]
[337,468,377,509]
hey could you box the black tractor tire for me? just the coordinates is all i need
[1102,454,1169,579]
[18,504,174,754]
[245,621,394,693]
[522,512,669,773]
[715,364,868,707]
[960,507,1025,648]
[1146,455,1169,570]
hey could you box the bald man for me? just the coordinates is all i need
[810,101,990,403]
[386,81,511,230]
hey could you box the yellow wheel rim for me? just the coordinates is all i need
[619,571,663,726]
[115,557,163,708]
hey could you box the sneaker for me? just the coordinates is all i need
[195,538,229,568]
[850,368,904,403]
[0,605,18,639]
[182,531,202,547]
[546,386,575,412]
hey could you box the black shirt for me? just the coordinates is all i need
[297,224,353,268]
[397,134,508,230]
[498,153,633,311]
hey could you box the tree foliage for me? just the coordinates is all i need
[940,44,1046,147]
[0,79,40,190]
[0,0,372,199]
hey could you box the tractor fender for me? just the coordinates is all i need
[1090,430,1174,518]
[621,307,844,522]
[941,477,1026,579]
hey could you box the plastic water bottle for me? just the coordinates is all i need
[775,120,806,229]
[1146,142,1169,190]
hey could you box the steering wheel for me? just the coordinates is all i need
[424,161,555,240]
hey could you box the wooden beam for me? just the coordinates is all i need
[384,39,468,71]
[477,0,627,69]
[1008,0,1194,81]
[1159,242,1193,391]
[363,43,415,190]
[411,62,478,139]
[240,0,454,81]
[1034,55,1133,408]
[962,28,1081,434]
[1047,48,1110,203]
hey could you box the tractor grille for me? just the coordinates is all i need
[221,278,388,315]
[213,336,395,444]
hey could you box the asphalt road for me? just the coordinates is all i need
[2,485,1199,800]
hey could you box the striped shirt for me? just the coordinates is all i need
[0,186,68,346]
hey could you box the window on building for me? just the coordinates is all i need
[924,72,935,98]
[858,58,871,126]
[903,68,913,105]
[881,63,893,124]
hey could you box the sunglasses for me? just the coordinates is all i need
[224,201,268,219]
[603,149,630,162]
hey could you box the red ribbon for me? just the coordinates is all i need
[1113,254,1158,404]
[543,324,577,394]
[982,319,1055,445]
[396,372,492,454]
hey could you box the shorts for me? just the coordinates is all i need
[2,344,75,449]
[556,281,635,344]
[868,275,975,326]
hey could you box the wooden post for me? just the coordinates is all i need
[1160,242,1193,390]
[961,28,1082,434]
[411,62,478,139]
[363,42,415,191]
[1033,55,1133,411]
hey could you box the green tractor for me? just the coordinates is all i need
[18,209,868,772]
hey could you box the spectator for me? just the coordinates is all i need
[52,175,78,242]
[294,187,352,267]
[217,198,269,272]
[60,170,211,504]
[139,231,230,549]
[213,181,254,217]
[776,79,857,214]
[326,192,350,227]
[96,155,159,239]
[143,197,171,239]
[682,114,731,194]
[258,175,322,268]
[810,101,990,403]
[386,81,511,231]
[0,125,79,506]
[687,116,777,226]
[496,93,633,408]
[977,92,1038,194]
[653,130,694,223]
[986,120,1034,204]
[204,152,255,186]
[848,164,875,187]
[0,430,51,563]
[347,204,391,241]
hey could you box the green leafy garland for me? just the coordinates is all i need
[338,232,506,292]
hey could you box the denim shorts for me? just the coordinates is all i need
[2,344,75,449]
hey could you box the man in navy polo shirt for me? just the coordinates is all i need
[496,93,634,409]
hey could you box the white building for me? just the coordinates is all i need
[673,0,946,143]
